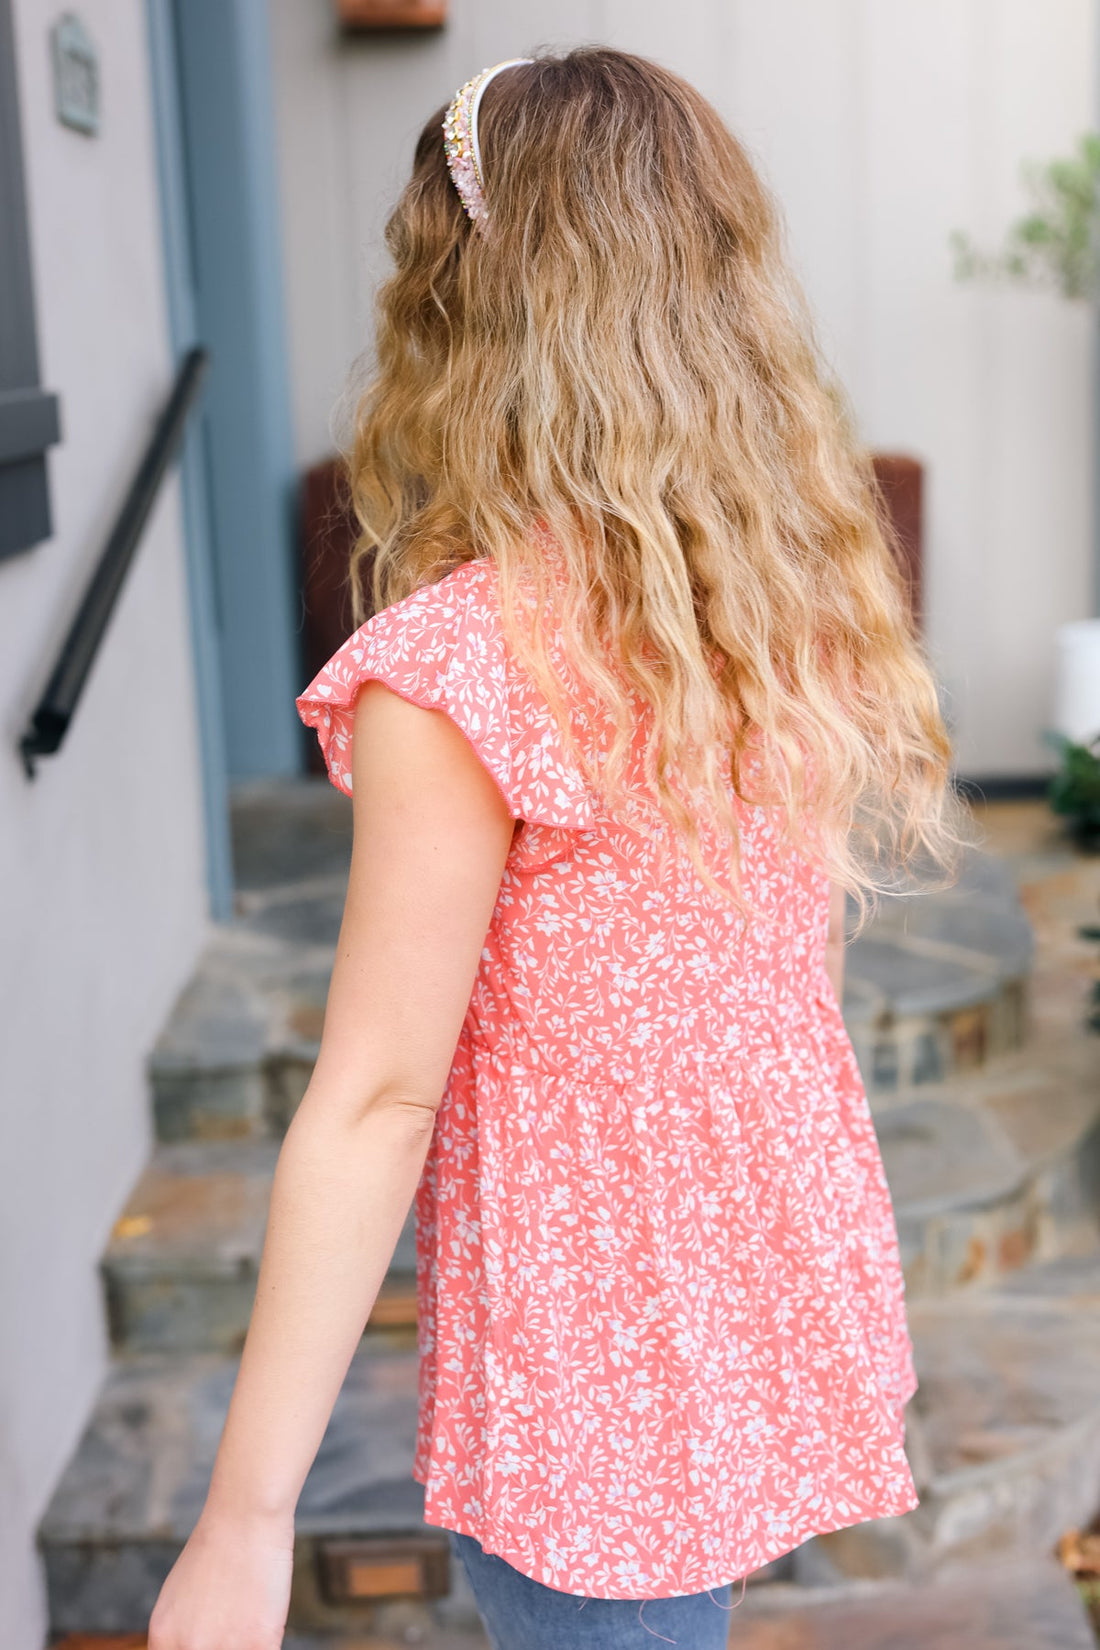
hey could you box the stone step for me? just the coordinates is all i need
[874,1031,1100,1295]
[796,1249,1100,1590]
[147,828,1034,1143]
[844,850,1033,1102]
[102,1141,417,1354]
[730,1552,1096,1649]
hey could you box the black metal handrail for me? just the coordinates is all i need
[19,346,209,777]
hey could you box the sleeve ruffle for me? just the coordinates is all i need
[295,560,597,838]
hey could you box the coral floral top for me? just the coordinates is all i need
[296,557,919,1601]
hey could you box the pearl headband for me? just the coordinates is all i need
[443,57,533,230]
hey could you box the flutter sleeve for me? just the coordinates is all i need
[295,559,597,838]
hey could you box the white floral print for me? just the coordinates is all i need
[297,557,920,1601]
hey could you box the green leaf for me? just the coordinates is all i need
[950,131,1100,302]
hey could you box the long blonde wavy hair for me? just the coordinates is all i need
[344,45,963,918]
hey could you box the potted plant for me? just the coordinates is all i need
[1044,731,1100,852]
[951,132,1100,300]
[335,0,447,29]
[954,136,1100,831]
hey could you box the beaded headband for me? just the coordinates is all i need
[443,57,533,230]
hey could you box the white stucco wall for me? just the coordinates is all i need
[0,4,207,1645]
[269,0,1097,775]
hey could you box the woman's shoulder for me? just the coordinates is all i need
[297,557,595,829]
[369,557,500,630]
[336,558,501,681]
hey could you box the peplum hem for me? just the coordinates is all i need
[414,1461,920,1599]
[410,1023,922,1601]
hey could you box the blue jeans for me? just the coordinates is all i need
[449,1531,742,1648]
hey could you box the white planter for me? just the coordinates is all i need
[1053,619,1100,745]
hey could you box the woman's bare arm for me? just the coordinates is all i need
[149,681,515,1649]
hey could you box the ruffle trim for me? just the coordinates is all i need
[296,562,599,850]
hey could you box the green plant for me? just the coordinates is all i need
[1081,926,1100,1034]
[1042,732,1100,1031]
[951,132,1100,301]
[1044,729,1100,849]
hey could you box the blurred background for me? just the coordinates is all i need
[3,3,1100,1647]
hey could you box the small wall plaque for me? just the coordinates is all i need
[51,14,99,136]
[318,1535,451,1602]
[337,0,448,29]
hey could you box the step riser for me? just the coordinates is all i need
[852,980,1027,1103]
[104,1271,254,1356]
[796,1405,1100,1588]
[151,1055,313,1144]
[101,1143,421,1354]
[104,1268,418,1355]
[43,1543,179,1638]
[1034,1120,1100,1258]
[921,1414,1100,1572]
[897,1118,1100,1297]
[900,1185,1038,1299]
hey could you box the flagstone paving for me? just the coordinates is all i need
[729,1553,1096,1648]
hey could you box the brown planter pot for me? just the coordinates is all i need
[299,457,368,774]
[870,452,924,629]
[336,0,448,28]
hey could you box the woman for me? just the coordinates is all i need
[150,46,960,1650]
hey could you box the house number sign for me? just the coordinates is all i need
[51,14,99,136]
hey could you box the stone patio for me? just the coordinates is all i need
[39,792,1100,1644]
